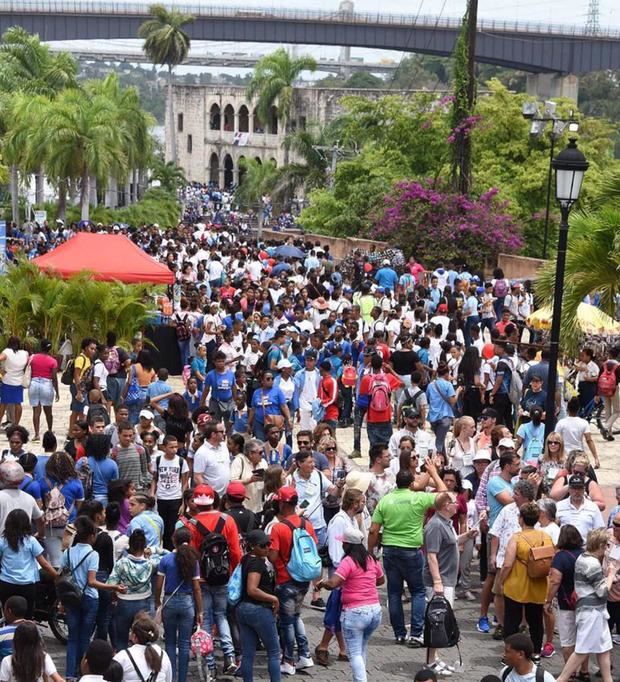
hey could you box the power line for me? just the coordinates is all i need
[585,0,600,33]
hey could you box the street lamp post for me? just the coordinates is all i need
[544,138,589,439]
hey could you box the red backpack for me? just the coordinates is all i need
[369,373,391,412]
[341,366,357,388]
[597,361,618,398]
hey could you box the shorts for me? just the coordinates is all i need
[557,609,576,647]
[315,526,327,549]
[425,586,455,607]
[106,376,126,405]
[69,383,87,413]
[492,570,504,596]
[0,383,23,405]
[28,377,55,407]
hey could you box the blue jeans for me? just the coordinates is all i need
[382,546,425,639]
[65,595,98,678]
[177,338,191,369]
[367,421,393,447]
[163,592,195,682]
[202,584,234,666]
[114,597,151,651]
[353,404,368,452]
[431,417,453,454]
[464,315,480,347]
[275,581,310,664]
[127,387,148,426]
[237,601,281,682]
[341,604,382,682]
[95,570,112,641]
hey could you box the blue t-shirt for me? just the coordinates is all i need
[157,550,199,595]
[61,543,99,600]
[183,390,202,413]
[19,476,42,502]
[147,380,173,407]
[487,476,514,526]
[516,422,545,462]
[427,379,456,422]
[34,455,51,482]
[496,359,512,395]
[251,387,286,423]
[0,536,44,584]
[39,478,84,523]
[80,457,119,497]
[0,624,17,661]
[205,369,235,402]
[128,511,164,548]
[375,267,398,291]
[190,357,207,379]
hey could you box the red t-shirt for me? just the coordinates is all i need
[30,353,58,380]
[270,515,318,584]
[359,372,402,423]
[189,510,242,573]
[319,375,339,421]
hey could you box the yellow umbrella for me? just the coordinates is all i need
[527,303,620,334]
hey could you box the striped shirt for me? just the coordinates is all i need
[574,552,608,609]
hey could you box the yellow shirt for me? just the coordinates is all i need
[503,529,553,604]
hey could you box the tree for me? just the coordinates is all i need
[150,158,187,192]
[344,72,385,89]
[235,158,279,239]
[139,4,194,165]
[246,48,317,165]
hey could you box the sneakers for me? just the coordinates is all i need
[541,642,556,658]
[427,660,454,677]
[477,616,490,633]
[492,625,504,641]
[223,656,238,675]
[407,635,424,648]
[297,656,314,670]
[459,590,476,601]
[280,662,296,675]
[310,598,326,611]
[395,635,406,644]
[531,654,541,666]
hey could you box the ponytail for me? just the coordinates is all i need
[130,614,162,674]
[173,527,199,584]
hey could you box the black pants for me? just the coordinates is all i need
[158,498,182,550]
[493,393,513,431]
[479,530,488,582]
[608,600,620,634]
[504,595,544,653]
[0,580,36,620]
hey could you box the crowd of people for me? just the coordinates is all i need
[0,196,619,682]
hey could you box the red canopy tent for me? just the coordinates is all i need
[32,233,174,285]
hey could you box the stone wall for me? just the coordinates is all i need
[259,228,383,260]
[497,253,545,281]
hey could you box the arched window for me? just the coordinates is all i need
[208,152,219,184]
[268,105,278,135]
[238,105,249,133]
[223,154,234,188]
[223,104,235,132]
[209,104,221,131]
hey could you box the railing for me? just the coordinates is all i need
[2,0,620,38]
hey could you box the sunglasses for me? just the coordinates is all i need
[297,440,310,446]
[548,440,561,445]
[325,446,337,452]
[257,542,271,549]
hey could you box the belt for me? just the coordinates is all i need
[383,545,421,551]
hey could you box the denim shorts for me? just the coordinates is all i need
[29,378,55,407]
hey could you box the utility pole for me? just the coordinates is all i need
[585,0,600,34]
[313,143,353,189]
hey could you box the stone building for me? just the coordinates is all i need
[167,84,411,186]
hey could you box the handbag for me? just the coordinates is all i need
[154,578,184,626]
[261,390,285,429]
[21,357,32,389]
[124,366,142,406]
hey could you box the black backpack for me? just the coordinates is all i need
[423,595,460,650]
[56,548,94,609]
[502,665,544,682]
[193,516,230,586]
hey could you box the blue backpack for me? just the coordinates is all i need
[227,562,243,606]
[282,518,322,582]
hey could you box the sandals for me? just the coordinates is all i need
[576,672,591,681]
[314,647,329,667]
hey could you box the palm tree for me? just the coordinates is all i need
[246,48,317,165]
[235,158,279,239]
[150,158,187,192]
[139,4,194,165]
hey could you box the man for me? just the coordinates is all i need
[489,341,514,430]
[424,492,477,675]
[0,596,27,661]
[111,422,149,492]
[555,397,600,467]
[515,406,546,463]
[474,407,497,451]
[520,375,547,416]
[193,422,231,495]
[293,350,321,431]
[352,350,373,458]
[189,483,242,676]
[556,474,605,543]
[268,486,318,675]
[229,438,267,513]
[524,349,552,393]
[0,461,44,536]
[397,371,428,427]
[359,353,403,447]
[501,633,556,681]
[388,406,435,461]
[104,405,131,447]
[224,481,257,535]
[368,463,447,646]
[201,351,238,432]
[426,363,457,454]
[375,258,399,292]
[70,337,98,429]
[366,443,396,515]
[318,360,339,431]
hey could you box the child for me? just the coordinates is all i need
[182,376,202,414]
[0,621,63,682]
[86,389,111,427]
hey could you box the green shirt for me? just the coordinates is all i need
[372,488,436,548]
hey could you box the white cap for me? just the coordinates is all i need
[139,409,154,420]
[462,479,474,491]
[499,437,516,449]
[382,259,390,265]
[276,358,292,369]
[473,450,492,462]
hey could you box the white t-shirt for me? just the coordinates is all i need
[1,349,29,386]
[537,521,560,545]
[0,653,57,681]
[114,644,173,682]
[0,489,43,534]
[288,470,330,530]
[555,416,589,453]
[151,454,189,500]
[278,376,295,401]
[193,442,231,495]
[93,359,109,391]
[208,260,224,281]
[501,666,556,682]
[300,371,318,410]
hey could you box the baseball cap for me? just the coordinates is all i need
[193,484,215,506]
[246,529,271,547]
[462,479,474,491]
[276,358,292,369]
[437,303,448,313]
[197,413,211,426]
[337,527,364,545]
[139,409,154,420]
[402,406,420,419]
[479,407,498,420]
[568,473,586,488]
[498,437,516,449]
[226,481,248,500]
[304,350,318,360]
[473,450,492,462]
[274,486,298,503]
[382,259,390,266]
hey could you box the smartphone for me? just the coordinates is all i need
[335,469,346,481]
[252,469,265,479]
[299,500,310,509]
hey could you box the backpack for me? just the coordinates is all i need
[194,516,231,586]
[597,361,618,398]
[341,366,357,388]
[519,532,555,579]
[369,372,391,412]
[60,358,75,386]
[174,312,191,341]
[104,346,121,375]
[76,459,93,500]
[508,369,523,407]
[502,666,544,682]
[402,386,424,410]
[493,279,509,298]
[423,595,460,650]
[227,562,243,606]
[282,517,322,583]
[44,481,73,528]
[56,547,94,609]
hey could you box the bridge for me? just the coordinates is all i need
[2,0,620,79]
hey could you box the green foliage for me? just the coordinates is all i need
[235,159,279,211]
[138,4,194,69]
[344,72,385,89]
[150,158,187,192]
[0,260,154,351]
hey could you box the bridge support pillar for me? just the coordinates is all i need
[526,73,579,102]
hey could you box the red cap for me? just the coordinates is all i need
[197,413,211,426]
[193,484,215,506]
[274,486,298,503]
[437,303,448,313]
[226,481,248,500]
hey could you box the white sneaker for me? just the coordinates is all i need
[297,656,314,669]
[280,662,296,675]
[437,660,456,673]
[428,660,453,677]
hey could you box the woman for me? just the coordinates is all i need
[40,451,85,568]
[492,267,510,320]
[62,515,126,680]
[555,529,617,682]
[190,344,208,392]
[77,433,118,505]
[248,371,291,442]
[0,621,63,682]
[274,360,295,447]
[108,479,135,535]
[124,350,156,426]
[0,509,57,619]
[449,416,476,477]
[544,524,586,676]
[64,420,88,461]
[235,529,280,682]
[458,346,484,422]
[318,435,350,525]
[0,336,29,427]
[27,339,59,442]
[156,527,202,682]
[500,501,555,659]
[439,468,468,534]
[113,613,173,682]
[108,528,162,651]
[149,393,193,453]
[317,526,384,682]
[2,425,29,462]
[127,493,164,549]
[550,451,605,511]
[538,432,566,493]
